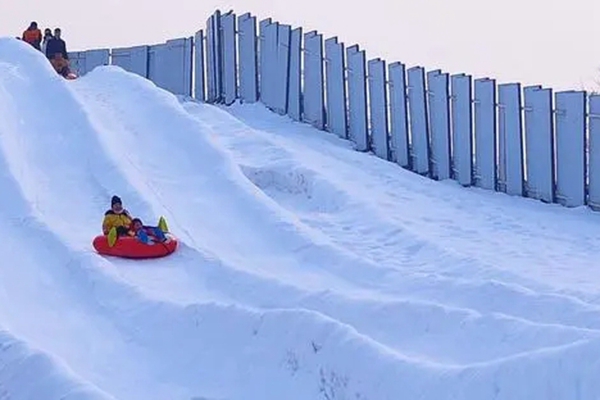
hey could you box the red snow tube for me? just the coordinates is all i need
[92,234,178,259]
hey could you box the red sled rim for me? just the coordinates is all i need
[92,233,178,259]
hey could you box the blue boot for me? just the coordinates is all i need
[150,226,167,242]
[136,229,153,244]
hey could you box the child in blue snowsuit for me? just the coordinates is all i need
[130,218,167,244]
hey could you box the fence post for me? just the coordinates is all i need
[427,69,451,180]
[302,31,325,130]
[206,10,223,103]
[523,85,555,203]
[237,13,258,103]
[368,58,389,160]
[389,62,410,168]
[497,83,524,196]
[407,66,429,175]
[346,45,368,151]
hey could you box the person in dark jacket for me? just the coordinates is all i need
[46,27,68,60]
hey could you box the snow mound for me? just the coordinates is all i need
[0,37,148,244]
[240,163,350,214]
[0,329,113,400]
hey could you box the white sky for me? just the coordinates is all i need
[2,0,600,91]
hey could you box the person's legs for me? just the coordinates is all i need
[115,226,129,236]
[148,226,166,242]
[136,229,152,244]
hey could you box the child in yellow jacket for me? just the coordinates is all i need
[102,195,133,236]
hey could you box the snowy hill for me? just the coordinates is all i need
[1,37,600,400]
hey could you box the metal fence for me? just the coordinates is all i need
[69,9,600,211]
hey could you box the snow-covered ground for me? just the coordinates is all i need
[1,37,600,399]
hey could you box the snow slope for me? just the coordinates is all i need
[1,37,600,399]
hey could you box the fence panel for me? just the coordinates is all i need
[258,18,270,104]
[158,38,192,96]
[206,11,222,102]
[84,49,110,73]
[303,31,325,130]
[111,45,149,78]
[274,24,291,114]
[325,37,347,139]
[110,48,129,72]
[589,95,600,209]
[555,91,586,207]
[147,43,167,91]
[474,78,497,190]
[287,27,302,121]
[148,42,174,95]
[346,45,368,151]
[368,58,389,160]
[221,11,237,105]
[67,51,85,76]
[450,73,473,186]
[524,85,554,203]
[259,19,278,109]
[388,62,409,168]
[183,38,193,97]
[407,66,429,175]
[69,49,109,76]
[194,30,205,101]
[497,83,524,196]
[237,13,258,103]
[427,69,451,180]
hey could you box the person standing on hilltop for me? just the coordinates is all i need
[41,28,54,56]
[21,21,42,50]
[46,28,75,78]
[46,27,68,60]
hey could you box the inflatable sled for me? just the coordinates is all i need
[93,233,178,259]
[93,217,177,259]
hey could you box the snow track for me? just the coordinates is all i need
[1,37,600,399]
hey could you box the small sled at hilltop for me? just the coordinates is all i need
[93,216,178,259]
[49,53,78,80]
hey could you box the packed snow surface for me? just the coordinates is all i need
[0,37,599,399]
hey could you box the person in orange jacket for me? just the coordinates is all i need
[22,22,42,50]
